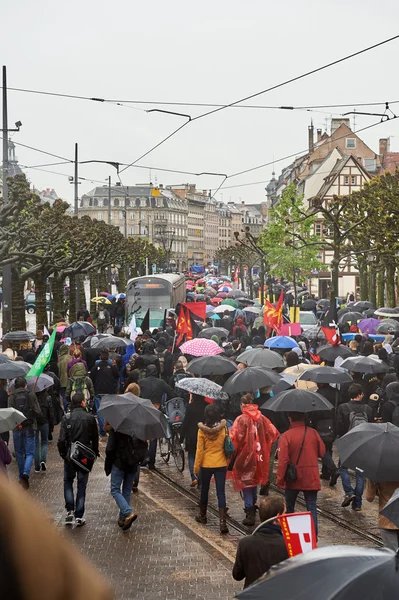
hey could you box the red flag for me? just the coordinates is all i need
[233,266,239,283]
[183,302,206,322]
[263,291,284,333]
[321,301,340,345]
[278,512,317,557]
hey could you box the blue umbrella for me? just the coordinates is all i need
[209,313,221,320]
[206,305,215,313]
[264,336,299,349]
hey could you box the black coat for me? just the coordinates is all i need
[139,375,175,406]
[336,400,373,437]
[104,429,147,474]
[57,407,99,459]
[90,360,119,395]
[179,398,207,454]
[232,523,288,588]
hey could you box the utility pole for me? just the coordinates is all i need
[108,175,111,224]
[2,67,21,334]
[74,143,81,313]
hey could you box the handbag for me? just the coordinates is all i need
[284,426,307,483]
[224,427,235,459]
[70,440,97,473]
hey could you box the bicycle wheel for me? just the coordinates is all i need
[172,439,185,472]
[159,437,171,463]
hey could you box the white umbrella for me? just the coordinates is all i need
[0,408,26,433]
[212,304,236,313]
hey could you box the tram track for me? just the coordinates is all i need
[152,467,383,547]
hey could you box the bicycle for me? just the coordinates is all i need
[159,422,185,473]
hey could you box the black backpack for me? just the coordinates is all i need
[13,390,34,427]
[315,418,335,444]
[118,434,147,467]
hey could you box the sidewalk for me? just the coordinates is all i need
[9,438,240,600]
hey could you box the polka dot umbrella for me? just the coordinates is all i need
[180,338,223,357]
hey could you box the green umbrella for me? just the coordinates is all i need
[221,298,238,308]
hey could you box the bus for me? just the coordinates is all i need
[126,273,186,328]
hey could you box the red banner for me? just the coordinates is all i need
[263,291,284,333]
[278,512,317,557]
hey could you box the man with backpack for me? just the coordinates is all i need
[57,392,99,527]
[104,428,147,531]
[65,361,95,411]
[337,383,373,510]
[90,350,119,437]
[8,376,42,489]
[381,381,399,425]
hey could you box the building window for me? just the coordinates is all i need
[315,223,322,237]
[114,198,119,207]
[129,226,135,235]
[130,212,134,220]
[119,211,124,220]
[93,198,98,207]
[344,176,349,185]
[140,198,146,207]
[97,212,103,221]
[346,138,356,149]
[364,158,377,172]
[351,176,356,185]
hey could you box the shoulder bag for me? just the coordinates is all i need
[284,426,307,483]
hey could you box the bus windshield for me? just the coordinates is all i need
[126,278,173,327]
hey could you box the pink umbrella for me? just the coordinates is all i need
[56,325,66,333]
[216,292,228,298]
[180,338,223,357]
[99,291,112,297]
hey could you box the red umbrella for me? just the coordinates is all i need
[210,298,222,306]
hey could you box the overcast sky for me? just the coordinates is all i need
[2,0,399,205]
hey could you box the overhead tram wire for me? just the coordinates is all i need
[118,33,399,174]
[3,85,399,113]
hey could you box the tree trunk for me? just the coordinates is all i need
[99,269,108,294]
[357,258,368,301]
[377,267,385,307]
[239,267,245,291]
[248,268,254,299]
[330,255,340,305]
[69,274,76,323]
[369,264,377,306]
[386,263,396,307]
[260,259,265,305]
[79,276,86,309]
[35,275,47,330]
[118,266,127,294]
[52,275,65,322]
[11,269,26,331]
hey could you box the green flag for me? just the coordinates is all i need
[27,328,57,378]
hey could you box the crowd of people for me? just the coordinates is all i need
[2,287,399,590]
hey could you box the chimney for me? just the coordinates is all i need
[317,129,322,142]
[379,138,390,156]
[308,123,314,154]
[241,200,245,206]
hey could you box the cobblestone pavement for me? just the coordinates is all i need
[154,450,381,548]
[8,435,240,600]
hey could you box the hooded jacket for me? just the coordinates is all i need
[67,358,88,377]
[57,345,70,388]
[381,382,399,423]
[230,405,279,491]
[194,419,227,473]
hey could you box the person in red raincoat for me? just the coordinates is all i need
[230,394,279,526]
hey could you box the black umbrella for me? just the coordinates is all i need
[198,327,230,340]
[236,545,399,600]
[176,377,226,399]
[2,330,31,342]
[0,361,31,379]
[0,355,11,364]
[376,319,399,334]
[362,308,377,318]
[187,356,237,377]
[316,344,354,361]
[222,367,281,394]
[338,312,363,326]
[299,366,353,384]
[380,487,399,527]
[375,307,399,318]
[300,299,317,311]
[237,348,285,369]
[63,321,96,339]
[99,393,170,440]
[353,301,375,312]
[261,388,333,413]
[82,333,111,348]
[227,289,248,298]
[336,422,399,482]
[91,336,134,349]
[340,356,389,374]
[337,307,354,318]
[317,299,330,307]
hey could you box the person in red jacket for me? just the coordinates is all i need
[276,412,326,536]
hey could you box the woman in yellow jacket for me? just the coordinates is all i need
[194,404,228,534]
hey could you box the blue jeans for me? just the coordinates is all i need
[116,316,123,328]
[243,486,258,509]
[188,451,196,481]
[340,465,364,509]
[133,466,140,487]
[149,439,157,465]
[95,395,106,436]
[13,427,35,478]
[200,466,227,508]
[64,462,90,518]
[34,423,49,470]
[285,489,319,537]
[110,465,136,519]
[60,388,67,412]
